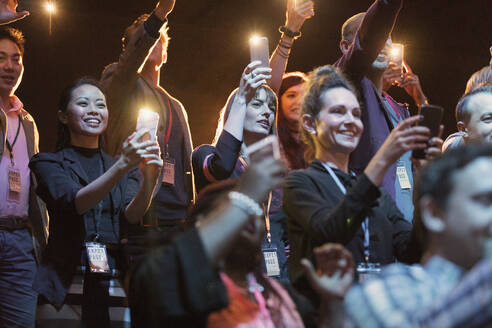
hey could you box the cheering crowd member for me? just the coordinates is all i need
[101,0,195,243]
[277,72,309,170]
[130,148,286,327]
[0,27,48,327]
[343,144,492,327]
[443,85,492,150]
[29,78,162,326]
[283,65,442,306]
[335,0,418,222]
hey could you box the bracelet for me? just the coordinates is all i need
[278,41,292,49]
[228,191,263,217]
[279,26,302,39]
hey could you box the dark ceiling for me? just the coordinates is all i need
[11,0,492,151]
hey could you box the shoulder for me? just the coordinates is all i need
[30,151,63,164]
[192,144,215,161]
[285,164,324,186]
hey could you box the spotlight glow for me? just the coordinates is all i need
[45,2,55,13]
[249,35,262,46]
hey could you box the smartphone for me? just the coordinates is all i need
[412,104,444,159]
[245,135,280,161]
[390,43,404,67]
[136,109,159,142]
[249,36,270,69]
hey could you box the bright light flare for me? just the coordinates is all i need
[390,43,404,61]
[138,108,158,121]
[249,35,262,46]
[45,2,55,14]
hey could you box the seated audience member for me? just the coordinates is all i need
[30,78,162,327]
[0,0,29,25]
[193,62,293,282]
[343,144,492,327]
[283,65,442,305]
[443,85,492,150]
[129,148,286,327]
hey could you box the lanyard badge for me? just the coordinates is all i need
[85,242,110,274]
[262,246,280,277]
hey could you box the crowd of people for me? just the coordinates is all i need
[0,0,491,327]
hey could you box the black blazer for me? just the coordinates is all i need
[283,160,420,299]
[29,147,139,308]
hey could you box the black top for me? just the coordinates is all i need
[192,130,242,194]
[151,94,189,221]
[29,147,139,308]
[128,228,229,327]
[283,159,420,303]
[71,146,116,243]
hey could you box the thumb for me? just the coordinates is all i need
[301,258,319,289]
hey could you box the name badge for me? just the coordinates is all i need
[8,166,21,193]
[396,165,411,189]
[85,242,110,274]
[162,157,175,185]
[262,247,280,277]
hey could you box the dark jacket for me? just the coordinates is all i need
[283,160,420,301]
[0,107,49,263]
[334,0,406,199]
[29,148,139,308]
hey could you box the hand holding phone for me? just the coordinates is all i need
[245,135,280,161]
[136,109,160,142]
[412,104,443,159]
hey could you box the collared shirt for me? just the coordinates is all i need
[0,96,30,218]
[416,257,492,328]
[345,256,464,328]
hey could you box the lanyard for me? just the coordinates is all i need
[320,162,371,263]
[90,151,106,242]
[163,95,173,157]
[5,115,21,165]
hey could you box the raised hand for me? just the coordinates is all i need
[411,125,444,171]
[399,62,428,107]
[0,0,29,25]
[238,146,286,203]
[119,129,158,169]
[237,61,272,103]
[285,0,315,33]
[155,0,176,21]
[301,243,354,300]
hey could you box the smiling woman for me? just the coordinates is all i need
[28,77,163,326]
[282,65,444,306]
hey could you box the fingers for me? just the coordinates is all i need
[244,60,262,75]
[397,115,423,130]
[300,258,321,290]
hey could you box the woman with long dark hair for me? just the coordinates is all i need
[30,78,162,326]
[277,72,308,170]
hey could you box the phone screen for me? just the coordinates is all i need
[136,109,159,142]
[249,36,270,69]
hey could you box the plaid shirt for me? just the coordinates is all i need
[416,257,492,328]
[345,256,464,328]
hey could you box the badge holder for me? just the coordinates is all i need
[262,246,281,278]
[162,154,175,185]
[85,241,111,275]
[7,163,21,203]
[396,162,411,189]
[356,262,381,283]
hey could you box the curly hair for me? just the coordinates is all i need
[0,27,25,55]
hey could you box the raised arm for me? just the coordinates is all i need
[336,0,403,76]
[269,0,314,94]
[74,130,156,215]
[100,0,175,96]
[0,0,29,25]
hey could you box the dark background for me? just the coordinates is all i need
[10,0,492,152]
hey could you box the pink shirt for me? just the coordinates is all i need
[0,96,30,218]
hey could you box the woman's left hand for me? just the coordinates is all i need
[285,0,315,33]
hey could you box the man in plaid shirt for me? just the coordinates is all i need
[344,144,492,327]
